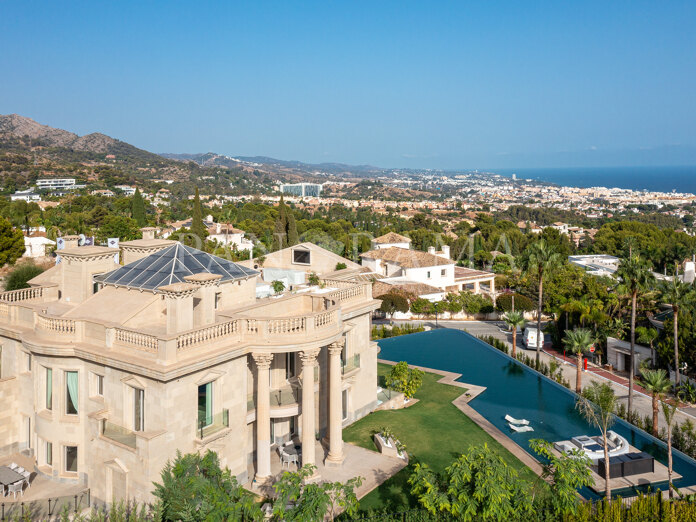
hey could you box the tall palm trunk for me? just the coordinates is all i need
[576,351,583,393]
[668,429,674,499]
[674,305,681,386]
[536,270,543,366]
[603,433,611,500]
[651,393,659,437]
[512,328,517,358]
[628,291,637,415]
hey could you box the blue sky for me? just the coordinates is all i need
[1,1,695,169]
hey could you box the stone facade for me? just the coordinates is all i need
[0,240,380,505]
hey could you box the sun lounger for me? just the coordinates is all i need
[509,423,534,433]
[505,414,529,425]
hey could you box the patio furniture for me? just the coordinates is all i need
[509,423,533,433]
[281,452,296,469]
[21,471,31,487]
[9,463,17,470]
[7,481,23,499]
[505,415,529,425]
[0,466,25,493]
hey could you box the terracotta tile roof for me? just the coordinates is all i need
[373,232,411,244]
[360,247,453,268]
[454,266,495,281]
[373,281,442,298]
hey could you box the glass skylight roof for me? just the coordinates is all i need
[94,243,259,291]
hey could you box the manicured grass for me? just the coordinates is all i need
[343,363,541,512]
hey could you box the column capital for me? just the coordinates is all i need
[252,352,274,369]
[328,340,345,355]
[299,347,320,365]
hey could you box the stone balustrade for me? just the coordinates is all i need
[0,280,373,360]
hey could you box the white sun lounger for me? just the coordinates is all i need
[509,423,534,433]
[505,414,529,425]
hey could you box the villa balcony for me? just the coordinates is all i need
[0,281,375,365]
[101,419,137,449]
[197,409,229,439]
[342,354,361,376]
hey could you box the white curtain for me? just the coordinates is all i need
[66,371,78,413]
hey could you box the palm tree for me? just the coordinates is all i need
[522,240,562,365]
[659,277,695,386]
[563,328,595,394]
[504,311,525,358]
[661,401,678,498]
[640,369,672,437]
[615,255,655,415]
[576,381,618,501]
[636,326,659,367]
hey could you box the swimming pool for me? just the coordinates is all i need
[377,328,696,498]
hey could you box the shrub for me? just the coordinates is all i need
[4,262,44,291]
[388,361,424,399]
[496,292,535,313]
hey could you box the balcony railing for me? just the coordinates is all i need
[342,354,361,374]
[271,387,298,407]
[197,408,229,439]
[0,280,374,361]
[102,420,137,449]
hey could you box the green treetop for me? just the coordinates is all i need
[191,187,208,240]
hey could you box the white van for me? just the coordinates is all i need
[523,327,544,349]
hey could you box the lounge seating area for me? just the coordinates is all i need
[553,431,629,463]
[0,462,33,499]
[598,451,655,479]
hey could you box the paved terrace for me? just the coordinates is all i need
[0,453,89,520]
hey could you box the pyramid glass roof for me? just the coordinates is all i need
[94,243,259,291]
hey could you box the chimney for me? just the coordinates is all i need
[158,283,198,334]
[428,246,436,255]
[216,223,221,234]
[184,273,223,326]
[59,246,119,304]
[442,245,450,259]
[140,227,157,240]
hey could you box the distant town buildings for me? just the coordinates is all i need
[10,189,41,202]
[280,183,323,197]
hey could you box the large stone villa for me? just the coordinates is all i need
[0,230,380,505]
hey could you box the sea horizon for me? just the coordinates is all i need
[488,165,696,194]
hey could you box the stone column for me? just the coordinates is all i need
[473,281,480,294]
[489,278,496,305]
[325,341,345,466]
[300,348,320,469]
[252,353,274,481]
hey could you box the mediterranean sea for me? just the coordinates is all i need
[491,166,696,193]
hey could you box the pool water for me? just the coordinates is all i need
[377,328,696,498]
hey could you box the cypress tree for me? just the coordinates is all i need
[131,188,147,227]
[272,196,288,251]
[287,212,299,246]
[191,188,208,240]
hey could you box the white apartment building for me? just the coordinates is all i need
[0,235,379,506]
[36,179,76,190]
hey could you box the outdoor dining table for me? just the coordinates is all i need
[283,445,302,457]
[0,466,24,487]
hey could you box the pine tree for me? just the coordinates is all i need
[131,188,147,227]
[191,188,208,240]
[287,212,299,246]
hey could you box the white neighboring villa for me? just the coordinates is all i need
[360,232,497,302]
[207,223,254,255]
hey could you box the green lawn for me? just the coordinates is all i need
[343,363,541,511]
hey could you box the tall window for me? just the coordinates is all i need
[65,446,77,472]
[65,371,78,415]
[198,382,213,428]
[25,353,32,372]
[134,388,144,432]
[286,353,296,379]
[97,374,104,396]
[46,368,53,410]
[45,441,52,466]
